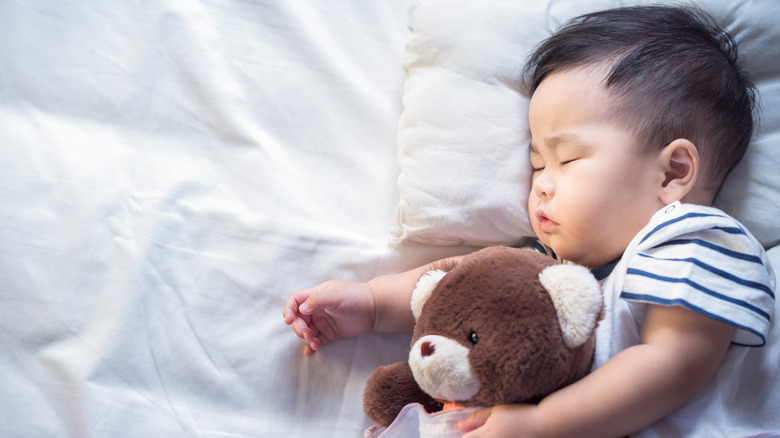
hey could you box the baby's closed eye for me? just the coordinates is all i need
[560,158,579,167]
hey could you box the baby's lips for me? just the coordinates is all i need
[535,207,560,232]
[534,207,550,223]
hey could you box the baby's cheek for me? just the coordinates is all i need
[526,194,536,216]
[535,228,551,250]
[529,217,543,241]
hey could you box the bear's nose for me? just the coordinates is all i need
[421,341,435,357]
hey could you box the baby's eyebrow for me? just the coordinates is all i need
[547,132,581,148]
[530,132,582,153]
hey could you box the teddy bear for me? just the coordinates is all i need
[363,246,602,430]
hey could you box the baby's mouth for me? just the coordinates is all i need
[535,208,559,232]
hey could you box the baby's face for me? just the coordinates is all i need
[527,66,666,268]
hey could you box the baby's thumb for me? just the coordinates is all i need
[298,287,333,315]
[457,407,491,433]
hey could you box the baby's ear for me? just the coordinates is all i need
[411,270,448,321]
[659,138,699,204]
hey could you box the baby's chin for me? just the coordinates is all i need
[561,250,618,270]
[544,243,595,267]
[534,234,605,267]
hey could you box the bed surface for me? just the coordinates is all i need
[0,2,448,436]
[1,1,777,437]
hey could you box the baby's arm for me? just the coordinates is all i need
[460,304,735,437]
[283,255,465,356]
[539,304,735,436]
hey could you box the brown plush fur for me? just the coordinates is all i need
[362,362,441,428]
[363,247,597,427]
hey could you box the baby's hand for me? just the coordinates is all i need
[459,404,542,438]
[283,280,376,356]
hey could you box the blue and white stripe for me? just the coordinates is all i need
[620,202,775,347]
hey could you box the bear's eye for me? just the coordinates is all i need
[469,331,478,345]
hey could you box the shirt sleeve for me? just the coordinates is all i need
[620,203,776,347]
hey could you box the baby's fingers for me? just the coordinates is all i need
[283,287,317,324]
[458,407,492,433]
[295,286,339,315]
[290,315,323,354]
[290,314,313,340]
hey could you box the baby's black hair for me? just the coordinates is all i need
[525,5,756,195]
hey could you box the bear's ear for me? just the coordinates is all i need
[411,270,448,321]
[538,264,602,349]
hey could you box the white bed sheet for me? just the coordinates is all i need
[1,1,778,438]
[0,1,473,437]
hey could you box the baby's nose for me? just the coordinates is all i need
[421,341,435,357]
[532,172,555,198]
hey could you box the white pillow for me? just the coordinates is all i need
[711,1,780,249]
[393,0,780,249]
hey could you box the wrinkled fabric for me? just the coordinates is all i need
[365,403,480,438]
[0,2,457,437]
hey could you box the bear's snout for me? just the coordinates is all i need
[409,335,480,402]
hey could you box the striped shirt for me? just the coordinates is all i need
[593,202,778,436]
[526,201,780,436]
[616,201,774,347]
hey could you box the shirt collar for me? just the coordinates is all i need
[534,241,619,281]
[590,257,620,281]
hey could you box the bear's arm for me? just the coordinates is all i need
[363,362,442,427]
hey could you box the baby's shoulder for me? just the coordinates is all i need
[636,201,765,256]
[621,201,776,347]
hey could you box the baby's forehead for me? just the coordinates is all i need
[530,66,626,120]
[528,67,645,152]
[533,62,616,98]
